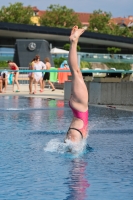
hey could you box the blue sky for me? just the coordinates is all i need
[0,0,132,17]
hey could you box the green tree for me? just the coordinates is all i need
[0,61,8,68]
[53,57,67,68]
[0,2,34,24]
[106,63,131,70]
[107,47,121,58]
[110,24,122,36]
[107,47,121,54]
[39,4,81,28]
[119,27,133,37]
[89,9,133,38]
[89,9,112,34]
[80,61,91,69]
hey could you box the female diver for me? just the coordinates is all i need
[65,25,88,143]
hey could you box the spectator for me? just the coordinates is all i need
[60,60,69,68]
[28,58,36,94]
[1,69,8,93]
[33,55,46,94]
[7,60,20,92]
[42,57,55,91]
[0,72,3,93]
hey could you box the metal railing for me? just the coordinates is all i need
[52,53,133,63]
[1,69,133,85]
[0,69,133,73]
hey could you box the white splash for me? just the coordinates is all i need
[44,138,87,155]
[6,108,27,110]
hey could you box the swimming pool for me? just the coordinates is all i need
[0,96,133,200]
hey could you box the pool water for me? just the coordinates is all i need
[0,96,133,200]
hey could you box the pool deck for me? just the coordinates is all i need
[1,84,133,112]
[0,84,64,100]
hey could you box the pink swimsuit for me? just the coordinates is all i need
[68,101,88,138]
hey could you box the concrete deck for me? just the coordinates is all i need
[90,104,133,112]
[0,84,64,100]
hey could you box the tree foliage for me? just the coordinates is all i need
[107,47,121,54]
[119,27,133,37]
[53,57,67,68]
[80,61,91,69]
[89,9,112,34]
[39,4,81,28]
[0,2,34,24]
[110,24,133,37]
[88,9,133,38]
[0,61,8,68]
[106,63,131,70]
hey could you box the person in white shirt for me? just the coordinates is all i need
[33,55,46,94]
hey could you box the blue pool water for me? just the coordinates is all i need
[0,96,133,200]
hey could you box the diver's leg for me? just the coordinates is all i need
[69,26,88,111]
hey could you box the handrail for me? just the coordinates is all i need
[81,58,133,64]
[0,69,133,73]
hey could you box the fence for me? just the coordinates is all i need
[18,67,29,84]
[1,68,133,79]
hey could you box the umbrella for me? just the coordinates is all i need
[50,47,69,54]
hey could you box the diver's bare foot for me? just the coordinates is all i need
[69,25,86,43]
[71,25,78,35]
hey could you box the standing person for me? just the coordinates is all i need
[7,60,20,92]
[42,57,55,91]
[1,69,8,93]
[64,25,88,143]
[33,55,46,94]
[0,72,3,93]
[28,58,35,94]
